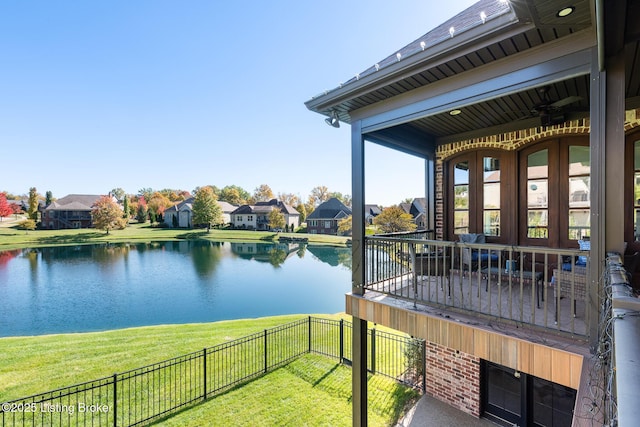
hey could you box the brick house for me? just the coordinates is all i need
[306,197,352,235]
[306,0,640,425]
[42,194,105,229]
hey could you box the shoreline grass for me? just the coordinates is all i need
[0,221,350,251]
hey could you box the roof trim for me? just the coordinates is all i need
[305,7,521,117]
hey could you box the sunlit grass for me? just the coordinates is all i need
[157,354,419,427]
[0,222,350,251]
[0,316,419,427]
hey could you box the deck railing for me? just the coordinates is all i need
[364,236,591,338]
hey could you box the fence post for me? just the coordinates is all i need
[370,328,376,374]
[264,329,268,374]
[112,373,117,427]
[421,340,427,394]
[203,348,207,400]
[339,319,344,363]
[308,316,312,353]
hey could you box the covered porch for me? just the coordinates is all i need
[306,0,640,425]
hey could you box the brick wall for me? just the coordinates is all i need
[425,341,481,417]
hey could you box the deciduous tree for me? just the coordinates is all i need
[253,184,274,203]
[192,186,222,232]
[27,187,39,221]
[0,193,13,221]
[277,193,299,207]
[373,206,417,233]
[220,185,249,205]
[308,186,329,208]
[338,215,352,235]
[91,196,127,234]
[268,209,285,231]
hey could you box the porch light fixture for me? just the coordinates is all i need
[557,6,575,17]
[480,11,487,23]
[325,111,340,128]
[396,52,402,61]
[449,109,462,116]
[449,26,455,37]
[375,63,380,71]
[420,41,426,51]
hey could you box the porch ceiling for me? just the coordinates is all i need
[305,0,640,150]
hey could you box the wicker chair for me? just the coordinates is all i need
[552,265,587,319]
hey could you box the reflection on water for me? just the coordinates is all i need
[0,241,350,336]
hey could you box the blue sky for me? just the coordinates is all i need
[1,0,477,206]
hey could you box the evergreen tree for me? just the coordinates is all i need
[45,191,53,207]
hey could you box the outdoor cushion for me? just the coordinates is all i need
[578,239,590,264]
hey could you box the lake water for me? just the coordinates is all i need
[0,241,352,337]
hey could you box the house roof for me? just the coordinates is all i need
[230,199,299,216]
[307,198,352,220]
[365,204,382,216]
[305,0,640,151]
[165,198,237,214]
[45,194,103,211]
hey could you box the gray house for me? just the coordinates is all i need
[163,198,236,228]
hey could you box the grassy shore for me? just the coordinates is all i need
[0,220,350,251]
[0,315,419,426]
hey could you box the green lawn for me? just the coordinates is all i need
[0,316,419,426]
[0,221,350,251]
[157,354,418,427]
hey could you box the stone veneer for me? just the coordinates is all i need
[426,341,481,417]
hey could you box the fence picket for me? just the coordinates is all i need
[0,317,423,427]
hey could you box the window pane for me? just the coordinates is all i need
[527,210,548,238]
[528,149,548,179]
[569,145,590,175]
[569,177,590,207]
[527,180,548,208]
[454,185,469,209]
[454,212,469,234]
[635,140,640,170]
[484,211,500,236]
[569,209,590,240]
[484,183,500,209]
[484,157,500,182]
[455,161,469,185]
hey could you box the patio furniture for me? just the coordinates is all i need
[459,233,499,271]
[552,265,587,321]
[480,266,544,308]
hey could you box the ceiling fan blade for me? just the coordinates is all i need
[550,96,583,108]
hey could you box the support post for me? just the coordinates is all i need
[351,120,368,427]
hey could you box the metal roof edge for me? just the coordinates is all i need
[304,9,521,115]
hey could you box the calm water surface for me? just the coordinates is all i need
[0,241,351,337]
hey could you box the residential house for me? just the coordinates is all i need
[364,204,381,225]
[399,198,427,230]
[230,199,299,231]
[306,0,639,425]
[306,198,352,235]
[163,198,237,228]
[42,194,105,229]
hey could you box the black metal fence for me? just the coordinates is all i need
[1,317,424,427]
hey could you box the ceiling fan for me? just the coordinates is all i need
[526,86,584,126]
